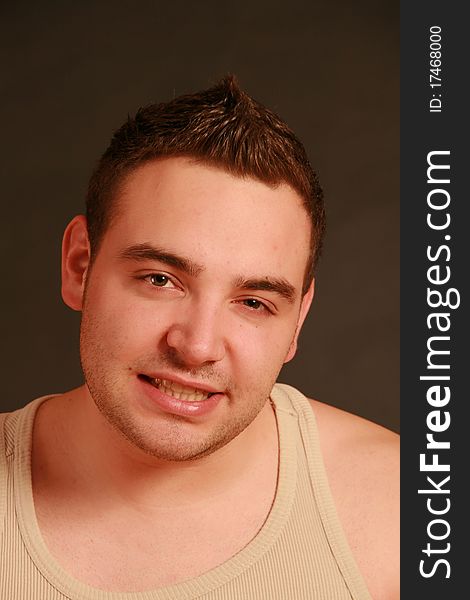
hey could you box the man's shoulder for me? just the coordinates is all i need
[308,398,399,600]
[307,397,399,528]
[0,396,57,459]
[308,397,399,458]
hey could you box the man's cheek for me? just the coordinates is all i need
[105,308,163,349]
[249,326,292,365]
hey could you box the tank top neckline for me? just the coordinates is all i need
[13,386,299,600]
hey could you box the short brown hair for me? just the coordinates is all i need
[86,75,325,294]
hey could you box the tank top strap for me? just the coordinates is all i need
[0,412,7,544]
[273,383,372,600]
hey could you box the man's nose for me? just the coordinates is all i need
[165,301,226,366]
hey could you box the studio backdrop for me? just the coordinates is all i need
[1,0,399,432]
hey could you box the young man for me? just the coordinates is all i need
[0,77,399,599]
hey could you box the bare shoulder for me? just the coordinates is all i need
[309,399,399,600]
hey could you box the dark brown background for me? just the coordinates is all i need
[1,1,399,431]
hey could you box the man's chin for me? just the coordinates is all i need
[87,380,270,463]
[98,406,246,462]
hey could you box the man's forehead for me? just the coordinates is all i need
[105,158,312,279]
[116,157,307,214]
[120,159,307,221]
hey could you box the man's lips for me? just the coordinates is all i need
[137,374,225,417]
[138,374,222,403]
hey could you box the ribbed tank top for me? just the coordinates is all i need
[0,384,372,600]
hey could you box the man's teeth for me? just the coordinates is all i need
[151,378,213,402]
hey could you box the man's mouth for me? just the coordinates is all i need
[140,376,217,402]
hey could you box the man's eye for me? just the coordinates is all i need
[147,274,172,287]
[242,298,268,311]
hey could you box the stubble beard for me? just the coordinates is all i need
[89,382,268,462]
[79,311,273,462]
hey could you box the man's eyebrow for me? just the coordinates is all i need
[117,244,204,277]
[118,244,297,302]
[234,276,297,304]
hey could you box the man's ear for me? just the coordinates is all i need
[61,215,91,311]
[284,279,315,363]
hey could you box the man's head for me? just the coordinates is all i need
[62,77,324,462]
[86,75,325,295]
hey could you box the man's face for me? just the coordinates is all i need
[72,157,313,461]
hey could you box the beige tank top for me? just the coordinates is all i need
[0,384,372,600]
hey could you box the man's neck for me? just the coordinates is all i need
[32,385,279,512]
